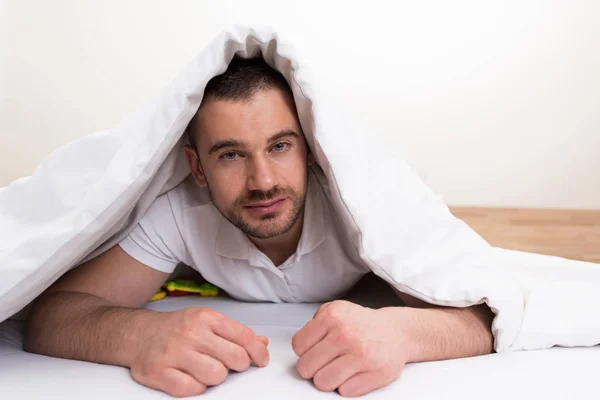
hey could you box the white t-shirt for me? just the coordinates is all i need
[119,170,370,303]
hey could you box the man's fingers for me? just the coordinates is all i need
[296,333,343,380]
[338,370,396,398]
[312,354,361,393]
[292,318,328,357]
[138,367,207,398]
[210,317,270,367]
[258,336,269,346]
[177,351,229,387]
[240,334,270,368]
[197,334,252,372]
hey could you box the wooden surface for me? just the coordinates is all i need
[450,207,600,263]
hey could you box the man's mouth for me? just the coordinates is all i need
[244,197,288,215]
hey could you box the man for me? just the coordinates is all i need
[24,56,494,398]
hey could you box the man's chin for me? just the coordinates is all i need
[244,221,288,239]
[240,211,296,236]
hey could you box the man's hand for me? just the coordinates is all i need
[292,296,495,397]
[131,307,270,398]
[291,300,408,397]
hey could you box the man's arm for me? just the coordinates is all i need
[25,245,270,397]
[24,245,172,365]
[392,288,495,362]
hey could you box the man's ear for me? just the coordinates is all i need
[184,145,208,187]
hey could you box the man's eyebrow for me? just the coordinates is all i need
[268,130,301,143]
[208,139,246,155]
[207,130,300,155]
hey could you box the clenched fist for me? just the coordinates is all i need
[292,300,409,397]
[130,307,270,397]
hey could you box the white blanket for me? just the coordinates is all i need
[1,24,599,353]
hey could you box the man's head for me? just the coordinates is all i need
[183,55,314,240]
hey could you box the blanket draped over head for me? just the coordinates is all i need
[1,25,599,353]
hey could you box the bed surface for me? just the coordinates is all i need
[1,277,598,399]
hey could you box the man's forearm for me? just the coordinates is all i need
[24,291,158,367]
[383,304,494,363]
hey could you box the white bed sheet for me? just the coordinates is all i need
[1,295,598,400]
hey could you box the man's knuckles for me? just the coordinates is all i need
[312,370,338,393]
[166,375,207,398]
[291,333,304,356]
[228,347,252,372]
[314,301,332,317]
[319,301,357,324]
[182,307,220,325]
[295,360,313,380]
[201,361,229,386]
[237,327,256,348]
[295,353,321,380]
[174,308,216,339]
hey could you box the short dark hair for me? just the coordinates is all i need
[186,55,295,151]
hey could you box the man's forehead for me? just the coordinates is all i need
[194,89,303,146]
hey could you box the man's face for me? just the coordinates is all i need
[184,88,312,239]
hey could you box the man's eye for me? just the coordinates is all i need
[272,142,289,152]
[220,152,239,161]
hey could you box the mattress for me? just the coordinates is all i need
[1,279,598,400]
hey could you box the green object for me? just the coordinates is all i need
[163,280,219,297]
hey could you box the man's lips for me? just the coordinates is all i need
[243,197,288,215]
[244,197,287,208]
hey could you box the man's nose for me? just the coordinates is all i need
[247,156,275,192]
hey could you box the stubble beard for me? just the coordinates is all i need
[210,182,307,240]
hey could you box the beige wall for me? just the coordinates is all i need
[1,0,599,208]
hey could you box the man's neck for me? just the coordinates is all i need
[248,210,305,267]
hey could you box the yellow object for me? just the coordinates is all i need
[149,290,167,302]
[163,280,219,297]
